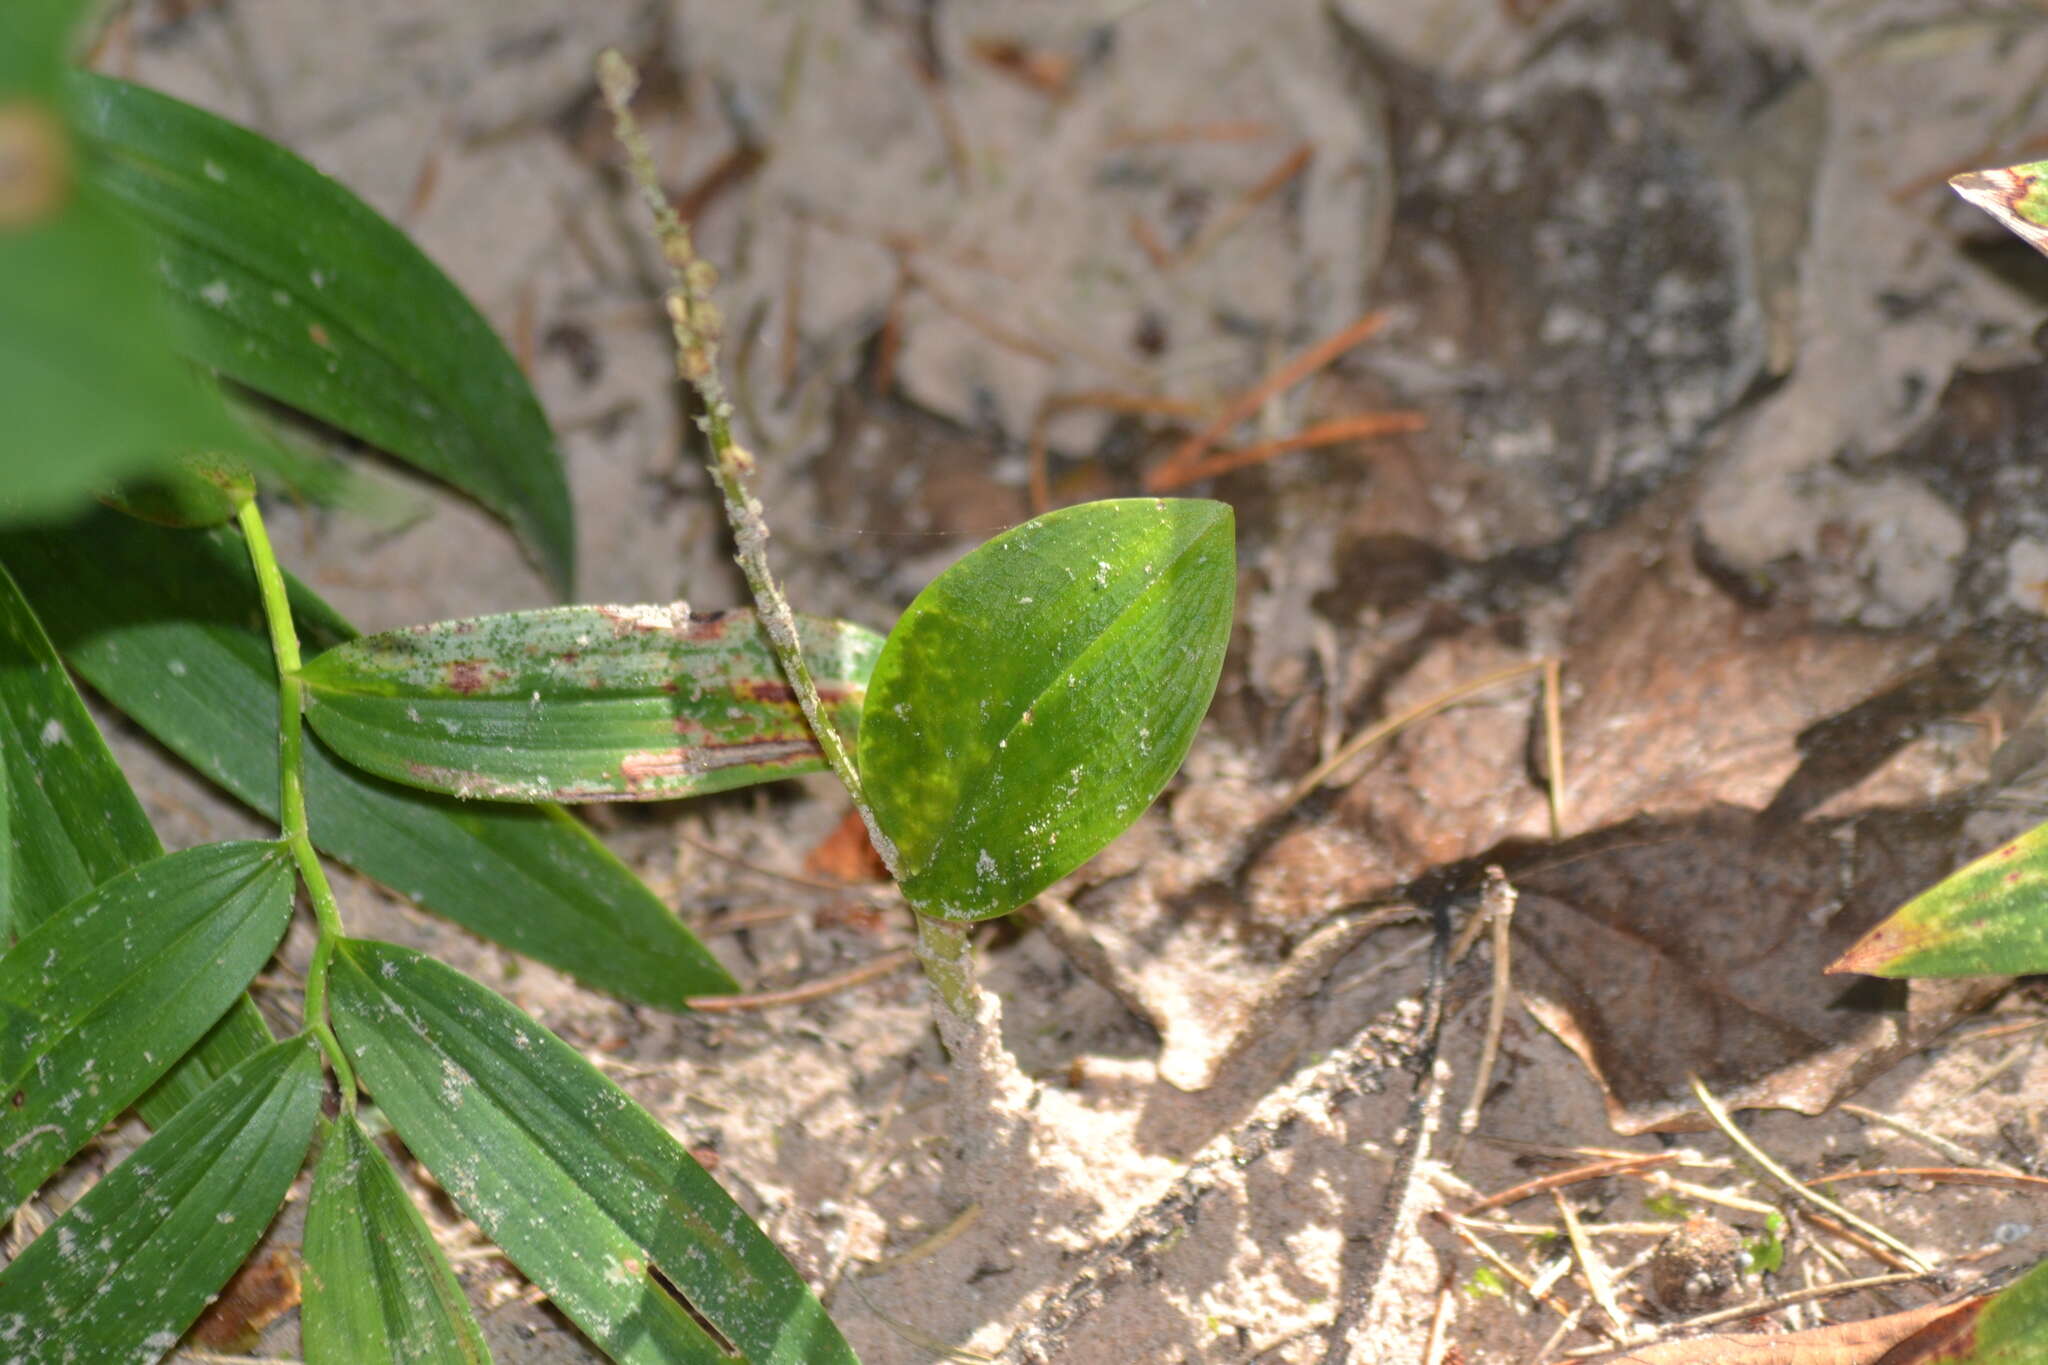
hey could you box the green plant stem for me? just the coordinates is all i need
[913,916,980,1017]
[594,49,900,883]
[235,499,357,1110]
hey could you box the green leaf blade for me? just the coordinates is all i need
[0,1036,322,1364]
[1,511,738,1006]
[304,1116,490,1365]
[1831,820,2048,978]
[859,498,1235,921]
[301,605,881,802]
[332,939,857,1365]
[70,73,577,595]
[0,176,260,524]
[1952,160,2048,262]
[0,560,274,1123]
[0,840,294,1204]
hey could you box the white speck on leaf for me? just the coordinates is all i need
[39,718,65,746]
[199,279,232,309]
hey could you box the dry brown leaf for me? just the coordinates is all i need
[186,1247,300,1351]
[804,804,892,885]
[1592,1297,1978,1364]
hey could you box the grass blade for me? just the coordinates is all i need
[301,605,880,802]
[332,939,857,1364]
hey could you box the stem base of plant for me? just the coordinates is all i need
[915,917,1037,1195]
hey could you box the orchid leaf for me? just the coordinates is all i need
[301,605,880,802]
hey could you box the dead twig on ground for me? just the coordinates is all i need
[1688,1075,1933,1274]
[1175,140,1314,269]
[1143,410,1428,491]
[683,948,917,1012]
[1554,1190,1631,1338]
[1455,868,1519,1150]
[1281,658,1560,814]
[1150,309,1392,487]
[1458,1154,1680,1218]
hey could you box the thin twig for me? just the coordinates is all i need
[1839,1104,2025,1174]
[1458,1154,1680,1217]
[1687,1075,1933,1274]
[858,1202,984,1274]
[1422,1268,1458,1365]
[1542,656,1566,839]
[683,948,916,1012]
[1553,1190,1630,1337]
[1175,141,1314,269]
[1441,1219,1594,1328]
[1456,868,1518,1144]
[1799,1209,1925,1274]
[1154,310,1392,484]
[1142,410,1428,491]
[1560,1270,1944,1358]
[1282,659,1554,813]
[1807,1165,2048,1194]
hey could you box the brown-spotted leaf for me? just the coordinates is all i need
[300,605,881,802]
[1830,821,2048,979]
[1950,161,2048,261]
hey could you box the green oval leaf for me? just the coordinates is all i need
[301,605,881,802]
[1831,820,2048,978]
[304,1116,489,1365]
[0,839,294,1204]
[70,72,577,596]
[332,939,857,1365]
[859,497,1235,921]
[0,1036,322,1364]
[0,509,738,1007]
[0,560,274,1123]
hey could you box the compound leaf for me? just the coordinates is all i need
[858,498,1234,921]
[301,605,880,802]
[303,1115,490,1365]
[332,939,856,1365]
[0,1036,322,1365]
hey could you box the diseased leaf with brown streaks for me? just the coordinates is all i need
[300,605,881,802]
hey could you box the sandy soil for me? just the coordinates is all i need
[33,0,2048,1360]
